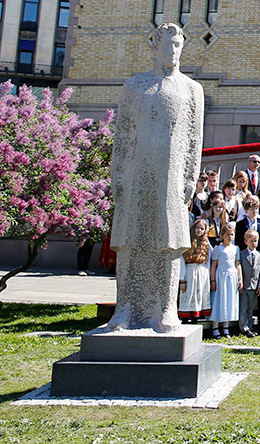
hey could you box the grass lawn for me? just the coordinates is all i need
[1,303,260,443]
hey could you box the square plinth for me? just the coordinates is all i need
[80,324,203,362]
[51,344,222,398]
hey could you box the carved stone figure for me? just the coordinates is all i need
[109,23,204,333]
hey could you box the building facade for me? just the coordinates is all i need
[62,0,260,148]
[0,0,69,97]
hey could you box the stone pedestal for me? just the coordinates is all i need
[51,325,222,399]
[80,324,202,362]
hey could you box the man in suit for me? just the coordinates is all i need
[239,229,260,337]
[235,195,260,251]
[245,154,260,194]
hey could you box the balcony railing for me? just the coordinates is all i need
[202,143,260,187]
[0,61,63,78]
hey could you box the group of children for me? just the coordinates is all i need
[179,169,260,339]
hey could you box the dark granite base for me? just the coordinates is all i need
[51,344,222,399]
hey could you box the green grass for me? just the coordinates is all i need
[1,303,260,443]
[0,303,102,334]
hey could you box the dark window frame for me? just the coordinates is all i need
[179,0,191,27]
[58,0,69,28]
[241,126,260,144]
[54,43,65,67]
[207,0,218,26]
[0,0,4,22]
[22,0,40,23]
[153,0,164,26]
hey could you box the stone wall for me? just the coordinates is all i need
[61,0,260,146]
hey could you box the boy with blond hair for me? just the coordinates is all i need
[239,229,260,337]
[235,195,260,251]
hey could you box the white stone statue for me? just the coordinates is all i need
[109,23,204,333]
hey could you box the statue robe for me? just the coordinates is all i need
[111,70,204,253]
[108,69,204,331]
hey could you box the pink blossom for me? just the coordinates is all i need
[16,132,31,145]
[39,88,53,110]
[0,81,114,250]
[12,152,30,166]
[41,195,53,206]
[9,196,22,206]
[68,208,81,218]
[0,79,13,97]
[56,87,74,105]
[104,108,115,125]
[71,118,94,132]
[98,199,111,211]
[98,126,112,137]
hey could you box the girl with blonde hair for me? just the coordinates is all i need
[205,198,228,248]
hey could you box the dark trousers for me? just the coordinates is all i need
[258,301,260,334]
[77,241,94,271]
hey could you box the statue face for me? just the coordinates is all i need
[156,33,183,68]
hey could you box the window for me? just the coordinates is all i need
[207,0,218,26]
[54,44,65,67]
[241,126,260,144]
[0,0,4,22]
[18,39,35,73]
[22,0,39,23]
[153,0,164,26]
[19,52,33,64]
[58,0,69,28]
[180,0,191,26]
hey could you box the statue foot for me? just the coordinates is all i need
[107,303,130,331]
[156,315,181,333]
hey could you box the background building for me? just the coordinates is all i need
[62,0,260,148]
[0,0,69,98]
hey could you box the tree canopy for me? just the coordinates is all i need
[0,80,114,291]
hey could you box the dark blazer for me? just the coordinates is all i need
[245,169,260,195]
[240,248,260,290]
[235,216,260,252]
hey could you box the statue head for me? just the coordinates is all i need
[152,23,184,49]
[152,23,184,71]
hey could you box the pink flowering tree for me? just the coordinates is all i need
[0,80,114,293]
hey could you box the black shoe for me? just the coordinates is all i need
[245,330,255,338]
[212,328,222,339]
[223,328,231,338]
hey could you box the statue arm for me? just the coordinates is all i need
[111,82,137,201]
[183,82,204,204]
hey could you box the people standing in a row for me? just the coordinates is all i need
[180,158,260,338]
[246,154,260,195]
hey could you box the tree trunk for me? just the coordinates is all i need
[0,235,46,294]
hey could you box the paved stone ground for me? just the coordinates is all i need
[11,372,248,409]
[0,267,116,305]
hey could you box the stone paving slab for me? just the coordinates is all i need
[11,372,248,409]
[0,269,117,305]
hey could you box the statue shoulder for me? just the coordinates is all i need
[179,72,204,96]
[124,71,156,90]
